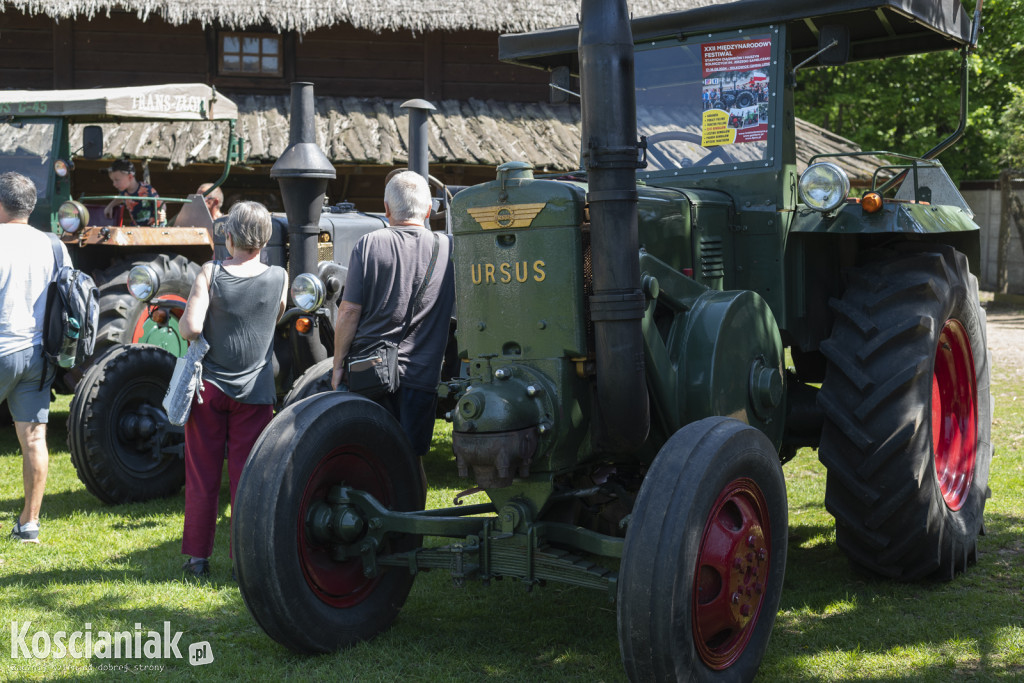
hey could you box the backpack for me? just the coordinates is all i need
[41,234,99,374]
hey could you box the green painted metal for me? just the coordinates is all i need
[451,174,589,360]
[790,202,979,235]
[135,316,189,356]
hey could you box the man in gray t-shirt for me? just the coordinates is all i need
[331,171,455,457]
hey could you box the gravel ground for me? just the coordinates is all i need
[982,298,1024,382]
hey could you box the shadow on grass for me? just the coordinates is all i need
[762,510,1024,679]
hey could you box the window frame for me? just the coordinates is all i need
[218,32,284,78]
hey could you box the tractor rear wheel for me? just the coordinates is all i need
[232,391,424,654]
[93,253,199,357]
[817,243,992,580]
[67,345,185,504]
[618,417,787,682]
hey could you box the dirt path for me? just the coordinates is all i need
[983,302,1024,383]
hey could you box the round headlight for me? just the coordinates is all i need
[54,160,71,178]
[291,273,325,313]
[799,162,851,213]
[57,200,89,233]
[128,264,161,301]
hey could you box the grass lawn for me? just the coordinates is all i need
[0,368,1022,680]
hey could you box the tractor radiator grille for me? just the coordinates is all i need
[318,242,333,263]
[700,236,725,279]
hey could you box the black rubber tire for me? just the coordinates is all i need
[232,391,425,654]
[736,91,755,108]
[281,357,335,408]
[817,243,992,580]
[92,253,199,355]
[67,344,185,504]
[618,417,787,682]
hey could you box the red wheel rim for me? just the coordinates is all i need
[297,445,394,608]
[131,294,187,343]
[931,318,977,511]
[692,477,771,670]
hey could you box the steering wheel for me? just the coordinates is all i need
[644,130,731,169]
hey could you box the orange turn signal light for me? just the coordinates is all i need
[861,192,883,214]
[151,308,169,324]
[295,317,313,334]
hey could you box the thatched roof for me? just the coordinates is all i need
[53,96,881,180]
[2,0,713,34]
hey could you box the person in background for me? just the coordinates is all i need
[176,201,288,578]
[198,183,225,221]
[0,172,70,543]
[103,159,165,227]
[331,170,455,460]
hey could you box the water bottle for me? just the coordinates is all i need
[57,316,80,368]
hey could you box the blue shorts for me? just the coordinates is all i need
[0,345,54,424]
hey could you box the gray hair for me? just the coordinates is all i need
[384,171,431,224]
[220,200,272,250]
[0,172,37,221]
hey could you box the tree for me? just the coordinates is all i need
[794,0,1024,183]
[999,84,1024,168]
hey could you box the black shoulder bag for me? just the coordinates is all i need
[346,233,440,398]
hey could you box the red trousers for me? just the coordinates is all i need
[182,382,273,559]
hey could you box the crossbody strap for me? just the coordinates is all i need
[47,233,65,273]
[398,232,441,340]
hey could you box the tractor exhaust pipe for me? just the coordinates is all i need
[271,82,337,366]
[579,0,650,452]
[401,99,436,182]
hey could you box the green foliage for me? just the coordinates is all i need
[999,84,1024,168]
[794,0,1024,182]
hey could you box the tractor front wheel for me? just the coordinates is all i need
[618,417,787,682]
[281,357,335,408]
[67,345,185,504]
[232,391,424,654]
[817,243,992,580]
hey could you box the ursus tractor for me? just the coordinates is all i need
[232,1,991,680]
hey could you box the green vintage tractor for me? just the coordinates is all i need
[0,84,246,380]
[54,83,406,504]
[232,1,991,680]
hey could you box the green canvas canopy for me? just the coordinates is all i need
[0,83,238,122]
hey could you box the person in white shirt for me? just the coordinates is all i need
[0,172,70,543]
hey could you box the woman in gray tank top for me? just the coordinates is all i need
[176,201,288,579]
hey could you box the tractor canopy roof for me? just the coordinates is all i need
[0,83,238,123]
[500,0,972,71]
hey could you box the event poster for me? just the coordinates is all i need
[700,36,771,147]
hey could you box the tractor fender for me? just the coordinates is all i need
[789,202,978,236]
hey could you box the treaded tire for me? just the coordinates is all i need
[93,253,199,355]
[67,345,185,504]
[817,243,992,580]
[232,391,425,654]
[618,417,787,682]
[282,357,335,408]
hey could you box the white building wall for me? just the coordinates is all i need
[962,187,1024,294]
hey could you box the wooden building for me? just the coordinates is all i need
[0,0,875,212]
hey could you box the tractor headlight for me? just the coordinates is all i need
[57,200,89,233]
[291,273,325,312]
[799,162,850,213]
[127,264,161,302]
